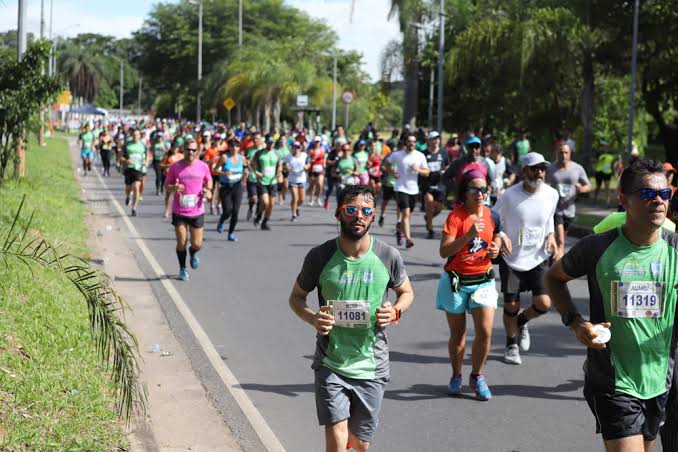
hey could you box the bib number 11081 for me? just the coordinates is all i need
[329,300,371,328]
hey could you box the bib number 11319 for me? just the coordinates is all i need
[612,281,663,319]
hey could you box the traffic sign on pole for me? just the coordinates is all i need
[223,98,236,111]
[341,90,354,105]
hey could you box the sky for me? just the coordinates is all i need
[0,0,401,81]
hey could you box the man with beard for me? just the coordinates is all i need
[288,185,414,452]
[493,152,560,365]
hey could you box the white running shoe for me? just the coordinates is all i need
[504,345,522,365]
[518,324,531,352]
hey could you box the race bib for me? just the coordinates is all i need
[471,284,498,308]
[368,166,379,176]
[179,194,197,208]
[291,162,304,173]
[312,164,324,173]
[613,281,663,318]
[330,300,371,328]
[557,183,574,198]
[341,175,356,186]
[429,161,442,172]
[519,227,543,247]
[227,173,242,182]
[129,154,142,164]
[263,166,276,177]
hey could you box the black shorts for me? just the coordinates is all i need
[585,387,668,442]
[499,257,549,299]
[396,192,417,211]
[382,186,395,201]
[257,183,278,197]
[124,168,144,185]
[171,213,205,229]
[595,171,612,186]
[554,213,575,231]
[369,175,381,183]
[246,180,258,198]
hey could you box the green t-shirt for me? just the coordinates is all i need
[125,141,147,173]
[80,132,94,150]
[92,128,102,139]
[562,228,678,399]
[354,150,369,173]
[153,142,166,161]
[276,146,290,162]
[296,238,406,379]
[337,157,356,185]
[595,153,616,175]
[257,149,279,186]
[246,147,263,183]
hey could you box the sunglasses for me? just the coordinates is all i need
[468,186,489,195]
[186,147,199,153]
[467,143,481,149]
[340,204,374,217]
[637,188,672,201]
[528,165,547,172]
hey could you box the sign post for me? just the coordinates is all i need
[341,90,354,131]
[223,98,236,126]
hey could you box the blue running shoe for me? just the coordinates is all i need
[447,375,462,396]
[190,252,199,269]
[216,222,225,234]
[470,374,492,401]
[228,233,237,242]
[179,268,189,281]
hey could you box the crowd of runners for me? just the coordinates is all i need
[76,118,678,452]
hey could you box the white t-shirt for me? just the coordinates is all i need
[390,150,428,195]
[285,152,308,185]
[492,182,559,271]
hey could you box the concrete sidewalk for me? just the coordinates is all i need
[72,141,241,451]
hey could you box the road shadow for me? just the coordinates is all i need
[114,274,173,282]
[409,272,440,282]
[389,350,449,364]
[238,382,314,397]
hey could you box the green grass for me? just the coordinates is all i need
[0,138,127,450]
[575,212,605,228]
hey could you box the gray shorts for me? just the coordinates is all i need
[314,366,388,442]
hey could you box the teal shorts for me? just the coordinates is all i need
[435,272,498,314]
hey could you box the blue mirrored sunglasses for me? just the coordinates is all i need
[637,188,672,201]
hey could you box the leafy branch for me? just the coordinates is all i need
[0,196,146,421]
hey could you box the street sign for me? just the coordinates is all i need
[296,94,309,108]
[223,98,236,111]
[341,90,354,105]
[56,90,72,106]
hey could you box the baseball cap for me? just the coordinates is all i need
[265,134,275,144]
[428,131,440,140]
[313,135,322,142]
[465,136,482,146]
[292,141,301,148]
[521,152,547,167]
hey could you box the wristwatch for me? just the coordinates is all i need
[391,306,401,324]
[561,310,582,327]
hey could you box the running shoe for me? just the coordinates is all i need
[139,195,143,202]
[518,324,531,352]
[125,196,130,206]
[396,230,403,246]
[291,215,298,222]
[503,344,522,365]
[131,209,137,217]
[216,222,225,234]
[427,229,435,239]
[253,216,261,228]
[227,233,237,242]
[190,252,199,270]
[447,375,462,396]
[470,374,492,401]
[179,268,189,281]
[261,223,271,231]
[406,239,415,249]
[246,209,253,221]
[324,199,329,209]
[378,216,384,227]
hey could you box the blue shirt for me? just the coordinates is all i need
[219,154,245,185]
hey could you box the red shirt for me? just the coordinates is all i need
[443,205,497,274]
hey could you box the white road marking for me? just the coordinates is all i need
[92,165,286,452]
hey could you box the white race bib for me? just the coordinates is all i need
[291,162,303,173]
[330,300,371,328]
[179,194,197,208]
[613,281,663,319]
[263,167,276,177]
[227,173,242,182]
[312,164,324,173]
[519,226,543,247]
[341,175,356,186]
[129,154,142,164]
[471,284,498,308]
[368,166,379,176]
[429,161,442,172]
[557,183,574,198]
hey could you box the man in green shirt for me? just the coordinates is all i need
[78,123,95,175]
[121,128,150,216]
[253,134,281,230]
[289,185,414,451]
[245,132,264,221]
[546,159,678,451]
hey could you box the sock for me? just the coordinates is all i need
[517,312,528,328]
[506,336,517,347]
[176,249,187,269]
[189,246,197,258]
[470,373,480,380]
[262,218,268,227]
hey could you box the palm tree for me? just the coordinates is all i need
[57,43,106,104]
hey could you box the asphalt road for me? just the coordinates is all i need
[88,163,641,452]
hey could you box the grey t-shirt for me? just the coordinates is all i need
[546,161,590,218]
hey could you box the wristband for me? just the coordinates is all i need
[391,306,401,324]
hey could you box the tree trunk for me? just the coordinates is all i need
[402,26,419,128]
[263,99,272,133]
[273,97,281,130]
[580,53,595,172]
[646,95,678,165]
[14,135,25,178]
[255,105,261,132]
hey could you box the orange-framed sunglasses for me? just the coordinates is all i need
[339,204,375,217]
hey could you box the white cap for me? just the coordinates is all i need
[313,135,322,142]
[428,131,440,140]
[521,152,547,167]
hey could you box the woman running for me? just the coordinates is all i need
[367,140,382,194]
[436,170,501,401]
[334,142,359,202]
[307,140,326,206]
[215,139,245,241]
[284,142,309,221]
[98,128,114,177]
[353,140,370,185]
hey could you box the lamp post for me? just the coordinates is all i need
[17,0,27,60]
[436,0,445,133]
[626,0,640,156]
[332,53,337,130]
[197,0,203,124]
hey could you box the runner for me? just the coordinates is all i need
[443,136,491,202]
[98,128,113,177]
[334,143,359,201]
[284,142,309,221]
[378,150,398,228]
[245,132,264,221]
[253,134,281,230]
[488,143,513,205]
[546,142,592,257]
[121,128,150,217]
[545,159,678,452]
[437,170,501,400]
[151,131,168,195]
[367,140,382,194]
[78,123,95,176]
[353,140,370,186]
[422,131,449,239]
[493,152,559,365]
[308,138,326,206]
[215,139,244,241]
[276,138,291,205]
[593,141,616,207]
[161,145,183,215]
[164,138,213,281]
[386,133,430,248]
[511,128,531,173]
[323,138,345,209]
[288,184,414,452]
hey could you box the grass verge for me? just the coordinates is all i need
[0,137,127,450]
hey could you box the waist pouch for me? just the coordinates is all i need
[447,268,495,293]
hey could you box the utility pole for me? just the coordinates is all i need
[48,0,53,76]
[436,0,445,133]
[138,78,142,116]
[196,0,203,124]
[428,66,434,128]
[39,0,46,146]
[331,54,337,130]
[239,0,243,47]
[17,0,27,60]
[626,0,640,156]
[119,60,124,119]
